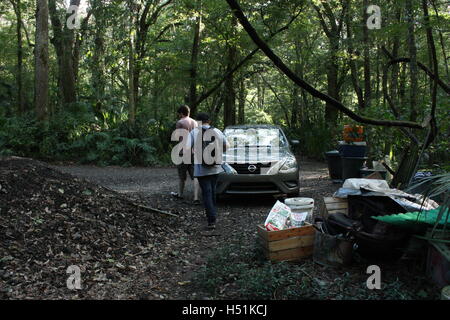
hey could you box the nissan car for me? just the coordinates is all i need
[217,124,300,196]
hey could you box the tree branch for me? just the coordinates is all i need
[191,7,303,112]
[226,0,424,129]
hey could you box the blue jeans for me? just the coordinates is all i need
[197,174,219,225]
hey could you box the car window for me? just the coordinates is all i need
[224,128,287,148]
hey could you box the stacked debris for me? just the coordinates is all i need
[314,178,441,264]
[0,157,178,299]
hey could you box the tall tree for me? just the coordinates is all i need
[405,0,419,122]
[34,0,49,121]
[188,0,203,109]
[10,0,25,114]
[48,0,81,106]
[313,0,348,124]
[223,15,238,127]
[225,0,425,129]
[91,0,106,117]
[126,0,174,124]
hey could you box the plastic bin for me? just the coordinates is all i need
[342,157,368,180]
[338,144,367,157]
[325,151,342,181]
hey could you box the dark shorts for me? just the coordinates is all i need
[177,163,194,181]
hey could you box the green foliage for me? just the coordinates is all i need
[193,240,318,300]
[193,240,439,300]
[0,114,40,157]
[0,111,171,167]
[1,0,449,170]
[284,121,339,159]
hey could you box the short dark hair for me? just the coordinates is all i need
[196,112,211,123]
[177,105,190,116]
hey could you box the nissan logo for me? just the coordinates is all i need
[248,165,257,173]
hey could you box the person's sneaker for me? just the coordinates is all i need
[170,192,184,199]
[207,223,216,230]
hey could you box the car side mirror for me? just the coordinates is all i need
[291,140,300,145]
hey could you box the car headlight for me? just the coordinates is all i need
[279,157,298,174]
[222,163,238,175]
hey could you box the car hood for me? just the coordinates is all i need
[223,147,293,163]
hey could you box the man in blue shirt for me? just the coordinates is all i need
[188,113,228,230]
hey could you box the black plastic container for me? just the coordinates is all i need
[325,151,342,180]
[342,157,368,180]
[338,144,367,157]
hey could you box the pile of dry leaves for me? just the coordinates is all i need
[0,157,178,299]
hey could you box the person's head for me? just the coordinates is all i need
[196,112,211,125]
[177,105,190,119]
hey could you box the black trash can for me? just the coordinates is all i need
[325,151,343,181]
[338,144,367,157]
[342,157,368,180]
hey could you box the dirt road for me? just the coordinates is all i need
[53,160,339,299]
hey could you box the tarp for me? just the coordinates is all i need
[333,178,440,212]
[372,207,449,228]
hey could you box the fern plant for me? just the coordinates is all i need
[409,172,450,240]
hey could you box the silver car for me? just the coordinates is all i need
[217,125,300,196]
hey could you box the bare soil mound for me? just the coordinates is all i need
[0,157,177,299]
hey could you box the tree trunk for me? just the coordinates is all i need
[405,0,419,122]
[48,0,80,107]
[325,37,340,124]
[421,0,439,147]
[12,0,25,114]
[430,0,449,80]
[238,77,246,124]
[128,30,136,125]
[189,2,202,109]
[223,16,237,127]
[34,0,49,121]
[390,6,402,106]
[346,11,364,109]
[92,25,105,118]
[362,0,371,109]
[225,0,424,129]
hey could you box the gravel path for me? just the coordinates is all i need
[51,160,340,299]
[52,160,335,203]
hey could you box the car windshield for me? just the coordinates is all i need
[224,128,287,148]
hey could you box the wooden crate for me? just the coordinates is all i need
[257,224,316,262]
[321,197,348,218]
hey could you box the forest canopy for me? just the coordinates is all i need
[0,0,448,179]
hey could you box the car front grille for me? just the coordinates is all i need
[229,163,272,175]
[227,182,279,193]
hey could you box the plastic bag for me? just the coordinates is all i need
[289,211,308,228]
[264,201,291,231]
